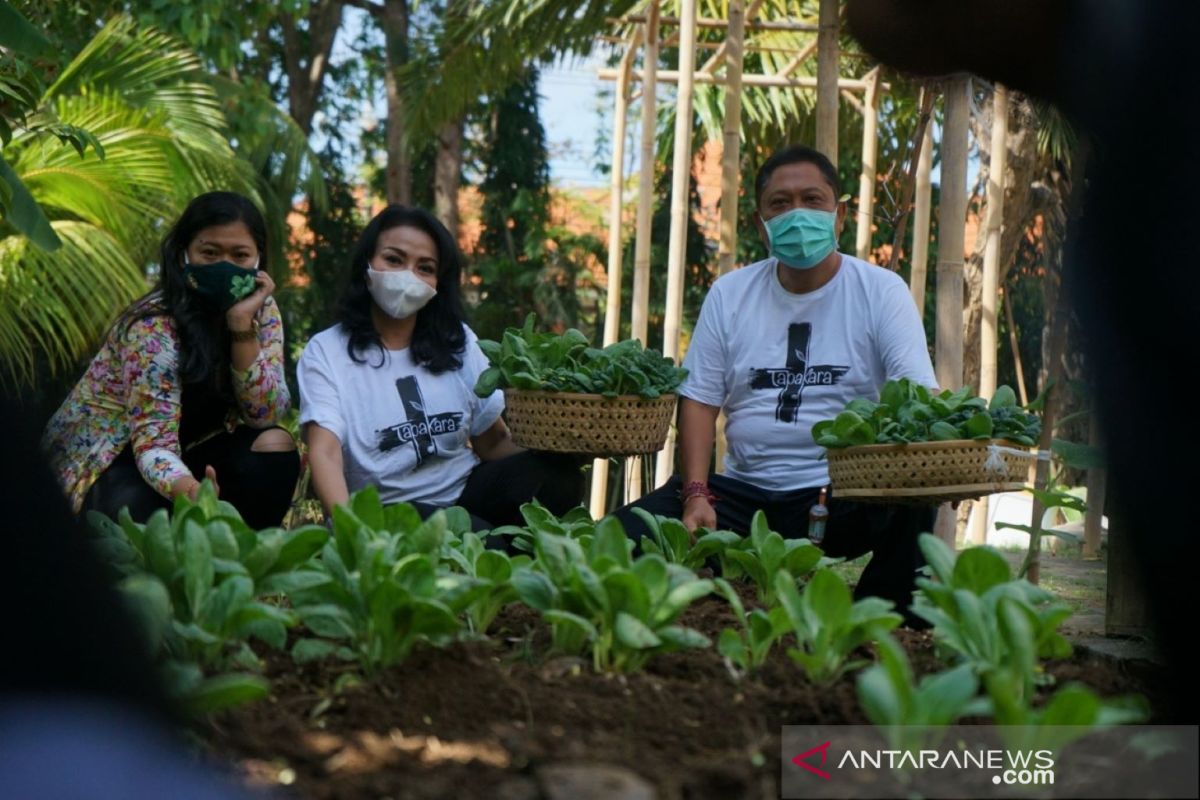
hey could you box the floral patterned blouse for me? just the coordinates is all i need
[42,293,290,512]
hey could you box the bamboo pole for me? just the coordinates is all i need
[910,123,933,316]
[933,77,970,547]
[979,84,1008,403]
[717,3,747,279]
[589,34,639,520]
[713,0,749,475]
[614,14,817,32]
[626,3,659,504]
[654,0,698,487]
[598,69,877,92]
[854,67,880,260]
[1003,289,1029,405]
[699,0,762,74]
[816,0,839,164]
[968,84,1009,547]
[781,40,818,77]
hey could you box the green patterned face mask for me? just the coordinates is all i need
[183,258,259,311]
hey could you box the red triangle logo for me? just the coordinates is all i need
[792,741,832,780]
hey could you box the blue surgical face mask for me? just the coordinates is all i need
[761,207,838,269]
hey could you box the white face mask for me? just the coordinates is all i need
[366,266,437,319]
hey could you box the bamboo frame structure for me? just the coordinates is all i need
[594,1,945,509]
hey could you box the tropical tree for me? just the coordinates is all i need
[0,16,258,388]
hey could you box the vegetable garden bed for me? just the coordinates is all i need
[205,591,1167,799]
[89,483,1169,799]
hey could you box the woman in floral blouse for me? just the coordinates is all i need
[42,192,300,529]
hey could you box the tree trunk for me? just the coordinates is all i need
[280,1,344,135]
[383,0,411,205]
[433,117,464,241]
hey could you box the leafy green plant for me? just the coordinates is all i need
[713,578,788,677]
[633,508,741,569]
[857,634,984,727]
[813,379,1041,448]
[719,511,827,605]
[441,530,531,633]
[775,568,903,686]
[490,501,601,554]
[273,487,486,676]
[473,313,687,399]
[858,636,1146,754]
[88,482,328,713]
[511,514,714,672]
[913,534,1074,702]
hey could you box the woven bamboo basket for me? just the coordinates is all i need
[502,389,677,457]
[826,439,1035,504]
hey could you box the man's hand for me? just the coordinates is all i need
[682,495,716,539]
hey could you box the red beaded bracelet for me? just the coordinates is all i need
[680,480,719,504]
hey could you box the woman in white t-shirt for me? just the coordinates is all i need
[298,205,583,529]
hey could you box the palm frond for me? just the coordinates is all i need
[0,220,145,388]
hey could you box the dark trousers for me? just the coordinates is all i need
[411,451,586,534]
[82,426,301,530]
[612,473,934,625]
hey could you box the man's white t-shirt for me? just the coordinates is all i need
[297,324,505,506]
[681,254,937,492]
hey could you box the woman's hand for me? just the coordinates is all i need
[226,270,275,332]
[171,465,220,502]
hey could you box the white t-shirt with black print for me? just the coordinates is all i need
[298,324,505,506]
[681,254,937,492]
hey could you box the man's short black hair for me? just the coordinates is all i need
[755,145,840,206]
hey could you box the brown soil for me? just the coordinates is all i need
[205,584,1171,800]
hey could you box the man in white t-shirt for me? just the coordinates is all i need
[614,144,937,624]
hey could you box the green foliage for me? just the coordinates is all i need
[88,480,327,713]
[279,487,483,676]
[634,507,741,570]
[714,578,789,677]
[775,568,903,686]
[510,509,713,672]
[1,15,260,388]
[913,534,1074,703]
[474,313,687,399]
[813,379,1041,448]
[718,511,827,606]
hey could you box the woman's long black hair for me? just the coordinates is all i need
[338,205,467,374]
[118,191,267,393]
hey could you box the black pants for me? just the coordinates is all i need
[612,473,934,625]
[82,426,301,530]
[411,451,586,534]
